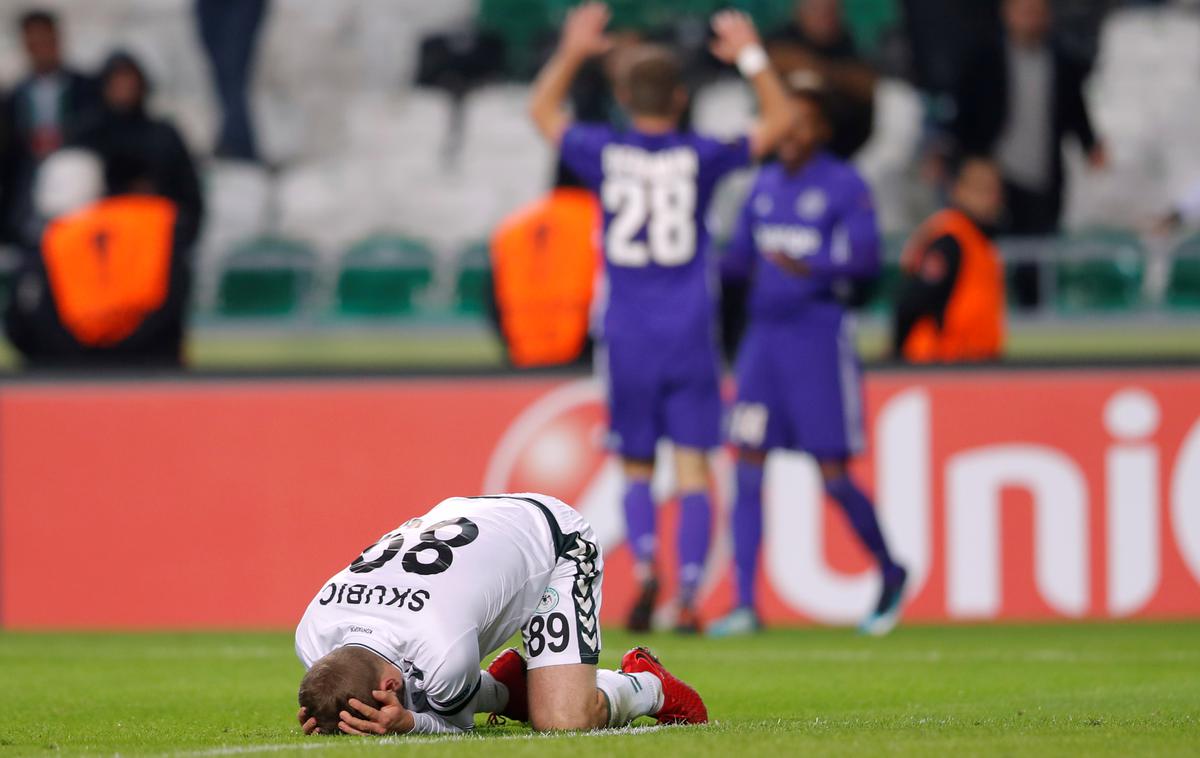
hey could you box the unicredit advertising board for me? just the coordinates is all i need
[1,368,1198,628]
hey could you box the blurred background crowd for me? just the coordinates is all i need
[0,0,1197,370]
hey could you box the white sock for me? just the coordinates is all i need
[475,671,509,714]
[595,669,663,727]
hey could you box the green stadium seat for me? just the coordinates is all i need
[843,0,899,54]
[868,260,902,314]
[479,0,552,77]
[336,235,435,317]
[1053,231,1144,313]
[1166,256,1200,310]
[866,233,907,313]
[454,241,493,316]
[216,237,315,317]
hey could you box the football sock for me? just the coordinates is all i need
[475,671,508,714]
[596,669,664,727]
[733,459,765,610]
[825,474,904,584]
[623,479,657,571]
[677,491,712,606]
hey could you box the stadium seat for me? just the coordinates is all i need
[868,235,907,314]
[216,237,316,317]
[454,241,493,315]
[276,161,376,260]
[336,235,436,316]
[1166,258,1200,310]
[1166,237,1200,310]
[477,0,551,77]
[693,78,755,140]
[1053,232,1144,313]
[842,0,899,55]
[195,162,274,311]
[346,90,454,172]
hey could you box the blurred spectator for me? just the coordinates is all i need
[950,0,1104,308]
[767,0,876,158]
[0,10,98,245]
[490,187,601,368]
[893,156,1006,363]
[195,0,267,162]
[74,52,205,245]
[5,149,193,368]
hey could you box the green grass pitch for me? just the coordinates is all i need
[1,623,1197,757]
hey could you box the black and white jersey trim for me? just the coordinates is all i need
[427,674,482,717]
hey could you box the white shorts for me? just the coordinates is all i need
[513,495,604,670]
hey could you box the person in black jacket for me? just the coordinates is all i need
[73,51,205,245]
[950,0,1105,308]
[5,149,195,369]
[0,10,99,245]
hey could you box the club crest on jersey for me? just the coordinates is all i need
[536,588,560,614]
[797,189,827,220]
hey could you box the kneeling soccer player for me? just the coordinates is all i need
[294,493,706,735]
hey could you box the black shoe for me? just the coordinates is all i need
[627,577,659,632]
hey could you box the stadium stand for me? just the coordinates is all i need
[1,0,1199,332]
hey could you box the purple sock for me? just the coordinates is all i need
[825,474,904,584]
[677,491,712,606]
[733,460,765,610]
[623,480,657,566]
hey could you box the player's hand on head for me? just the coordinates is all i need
[560,2,613,59]
[338,689,415,736]
[297,707,320,735]
[710,10,761,64]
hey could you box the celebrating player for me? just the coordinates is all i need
[295,493,706,736]
[529,2,796,632]
[709,86,909,638]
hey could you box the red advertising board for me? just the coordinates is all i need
[1,369,1198,629]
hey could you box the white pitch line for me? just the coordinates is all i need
[164,724,677,758]
[669,648,1200,665]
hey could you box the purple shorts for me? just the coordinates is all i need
[601,331,723,460]
[729,314,865,459]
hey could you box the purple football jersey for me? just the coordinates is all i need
[561,123,751,337]
[723,151,880,322]
[725,152,880,457]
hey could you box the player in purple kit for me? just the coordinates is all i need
[530,2,795,632]
[710,86,909,637]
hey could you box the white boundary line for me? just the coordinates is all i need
[165,724,677,758]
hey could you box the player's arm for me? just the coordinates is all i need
[768,177,881,279]
[529,2,613,145]
[335,688,474,736]
[814,178,882,279]
[710,11,797,161]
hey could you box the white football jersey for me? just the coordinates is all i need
[295,493,598,730]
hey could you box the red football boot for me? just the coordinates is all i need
[620,646,708,725]
[486,647,529,722]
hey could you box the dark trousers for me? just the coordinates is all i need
[1004,180,1061,310]
[196,0,267,161]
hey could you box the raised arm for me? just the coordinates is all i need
[709,11,797,161]
[529,2,613,145]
